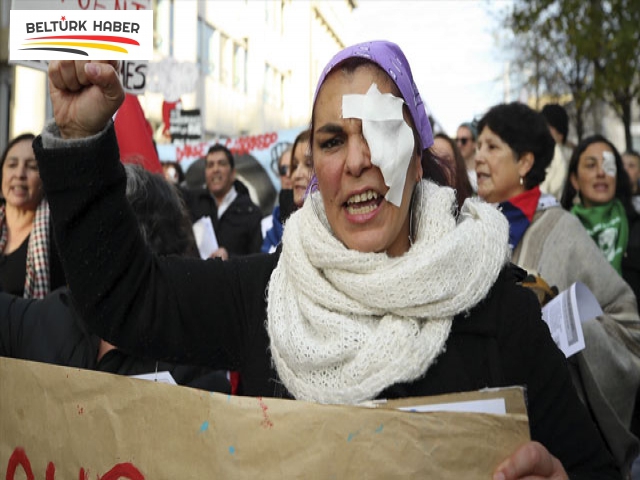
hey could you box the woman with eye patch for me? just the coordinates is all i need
[560,135,640,303]
[562,141,640,449]
[36,43,620,478]
[476,102,640,476]
[0,134,66,298]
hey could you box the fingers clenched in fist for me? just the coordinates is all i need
[48,60,125,139]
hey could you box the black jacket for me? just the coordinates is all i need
[33,125,621,479]
[0,287,231,393]
[184,180,263,256]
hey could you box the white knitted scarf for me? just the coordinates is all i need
[266,180,509,404]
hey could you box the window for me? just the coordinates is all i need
[220,33,231,85]
[264,63,284,108]
[154,0,174,57]
[197,18,218,76]
[265,0,284,33]
[233,42,247,93]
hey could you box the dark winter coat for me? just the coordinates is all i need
[0,287,231,393]
[184,180,263,256]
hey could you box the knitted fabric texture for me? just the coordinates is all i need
[0,199,51,298]
[266,180,510,404]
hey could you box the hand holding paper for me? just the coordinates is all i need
[192,216,219,259]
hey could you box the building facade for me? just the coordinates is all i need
[0,0,356,150]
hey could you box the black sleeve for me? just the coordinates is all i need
[248,211,264,254]
[34,125,277,372]
[47,220,67,291]
[278,189,296,224]
[0,288,98,368]
[496,271,621,479]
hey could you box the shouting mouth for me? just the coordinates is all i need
[345,190,382,215]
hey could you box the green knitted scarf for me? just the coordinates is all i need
[571,199,628,274]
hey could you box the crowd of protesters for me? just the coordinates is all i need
[1,39,639,479]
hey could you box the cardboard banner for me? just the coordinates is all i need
[0,357,529,479]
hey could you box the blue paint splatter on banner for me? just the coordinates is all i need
[200,421,209,433]
[229,446,236,454]
[375,424,384,433]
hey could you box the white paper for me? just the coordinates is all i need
[129,371,177,385]
[541,282,602,357]
[192,216,219,259]
[398,398,507,415]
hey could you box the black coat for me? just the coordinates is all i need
[183,180,263,256]
[0,287,231,393]
[34,125,621,479]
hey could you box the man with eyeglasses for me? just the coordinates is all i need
[456,121,478,192]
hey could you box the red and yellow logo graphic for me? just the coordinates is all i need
[22,34,140,57]
[10,10,153,61]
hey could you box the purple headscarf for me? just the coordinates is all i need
[313,40,433,151]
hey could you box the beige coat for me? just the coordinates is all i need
[512,206,640,471]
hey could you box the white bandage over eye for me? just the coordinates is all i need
[602,151,616,177]
[342,83,414,207]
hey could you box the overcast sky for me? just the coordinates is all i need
[347,0,514,135]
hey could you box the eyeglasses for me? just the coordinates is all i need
[456,137,472,146]
[278,165,290,177]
